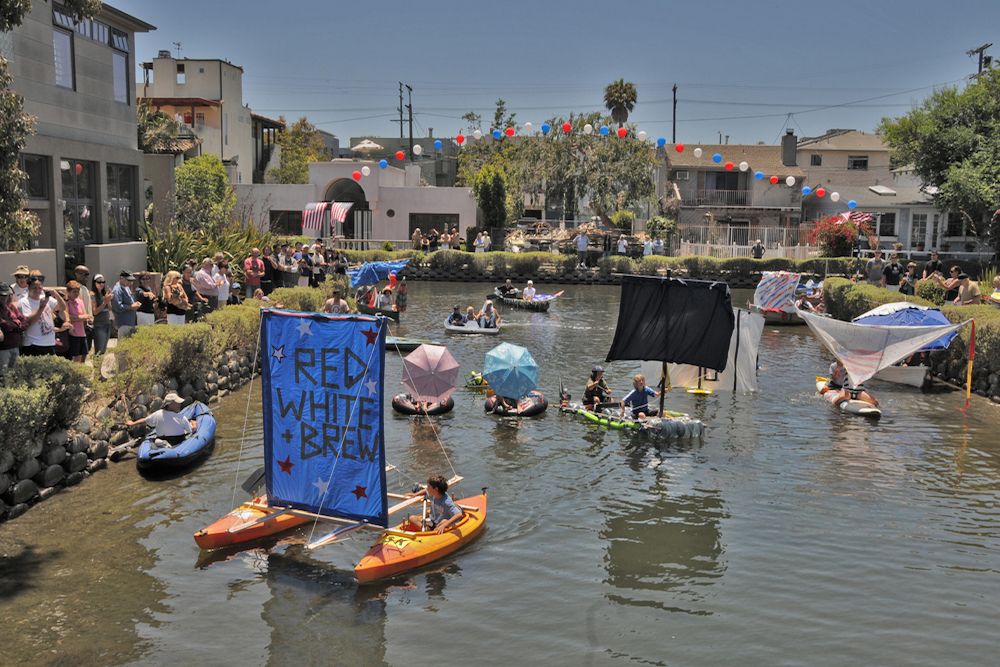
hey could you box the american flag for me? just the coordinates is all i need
[329,201,353,224]
[302,202,330,232]
[834,211,874,226]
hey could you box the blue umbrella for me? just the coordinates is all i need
[483,343,539,399]
[348,260,409,288]
[853,303,958,351]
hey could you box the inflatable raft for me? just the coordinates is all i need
[136,402,216,472]
[444,318,501,335]
[357,303,400,321]
[816,379,881,418]
[391,393,455,416]
[561,403,704,438]
[749,303,805,326]
[488,288,564,312]
[386,336,439,352]
[194,495,309,550]
[485,391,548,416]
[355,492,488,584]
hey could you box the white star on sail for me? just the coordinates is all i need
[364,379,378,397]
[313,477,330,496]
[271,345,285,362]
[297,319,313,337]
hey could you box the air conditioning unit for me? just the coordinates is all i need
[674,170,689,181]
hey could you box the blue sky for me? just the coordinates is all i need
[115,0,998,144]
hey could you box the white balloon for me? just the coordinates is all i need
[473,129,483,140]
[693,147,703,158]
[637,130,647,141]
[785,176,795,187]
[830,192,841,202]
[413,144,423,155]
[738,161,749,172]
[583,123,594,135]
[524,122,533,132]
[361,166,371,176]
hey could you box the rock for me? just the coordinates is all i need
[6,502,29,520]
[134,393,149,407]
[164,377,179,391]
[217,376,229,389]
[5,479,38,505]
[0,473,11,496]
[27,438,44,459]
[130,405,148,420]
[0,499,7,520]
[194,391,209,404]
[64,452,88,474]
[96,406,113,421]
[150,382,165,398]
[207,383,218,396]
[113,399,128,414]
[65,471,86,486]
[180,383,195,399]
[91,428,109,442]
[87,440,109,460]
[110,430,131,447]
[87,458,107,474]
[38,485,61,500]
[42,445,67,466]
[0,450,13,474]
[16,458,40,482]
[74,416,93,434]
[206,371,218,384]
[68,434,89,454]
[194,377,206,391]
[148,398,163,412]
[218,389,229,398]
[33,464,64,488]
[47,429,69,447]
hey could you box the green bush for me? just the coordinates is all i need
[680,256,723,275]
[598,255,637,275]
[205,303,262,357]
[110,323,214,398]
[382,241,394,252]
[506,252,555,274]
[796,257,860,277]
[610,210,636,231]
[940,305,1000,384]
[823,277,933,321]
[341,249,422,264]
[0,384,53,460]
[3,355,90,438]
[428,250,470,271]
[268,286,327,313]
[916,278,946,305]
[638,256,680,275]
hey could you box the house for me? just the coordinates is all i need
[4,2,155,282]
[346,136,459,187]
[139,52,280,185]
[797,129,892,186]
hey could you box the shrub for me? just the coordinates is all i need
[3,355,90,436]
[205,303,261,357]
[823,277,933,321]
[428,250,469,271]
[340,249,421,264]
[796,257,859,277]
[638,256,680,275]
[916,278,946,305]
[680,256,723,275]
[382,241,394,252]
[0,384,53,461]
[610,210,636,232]
[268,286,327,313]
[110,323,214,398]
[506,252,554,274]
[808,215,860,257]
[598,255,636,275]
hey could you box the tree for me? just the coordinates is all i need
[492,98,516,132]
[879,69,1000,253]
[266,117,330,184]
[174,155,234,234]
[604,79,638,128]
[461,111,482,132]
[471,161,514,231]
[137,102,188,153]
[1,0,101,251]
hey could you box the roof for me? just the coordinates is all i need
[146,136,202,155]
[251,112,285,128]
[666,144,804,177]
[101,3,156,32]
[820,184,934,208]
[151,56,244,72]
[797,129,886,152]
[142,97,221,108]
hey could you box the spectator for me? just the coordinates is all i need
[642,238,653,257]
[440,228,451,250]
[216,261,232,306]
[162,271,189,325]
[899,262,919,296]
[11,265,30,299]
[194,258,219,312]
[111,271,140,338]
[881,253,904,292]
[243,248,265,295]
[19,272,67,356]
[865,249,885,285]
[653,237,664,255]
[278,244,297,287]
[134,272,158,326]
[396,276,409,313]
[617,235,628,256]
[181,264,208,321]
[309,242,325,288]
[420,233,431,253]
[336,252,348,275]
[91,274,113,353]
[428,228,440,252]
[484,231,492,252]
[64,280,91,363]
[603,233,612,259]
[954,273,981,305]
[751,239,765,259]
[211,252,225,275]
[922,250,944,279]
[72,265,94,350]
[932,266,963,302]
[411,228,423,250]
[574,229,589,268]
[0,281,27,368]
[296,249,313,287]
[474,232,485,253]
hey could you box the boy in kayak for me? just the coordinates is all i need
[824,360,879,407]
[620,374,660,420]
[522,280,536,301]
[405,475,463,534]
[584,365,613,410]
[125,393,197,446]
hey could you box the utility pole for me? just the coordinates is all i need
[967,43,993,76]
[172,41,182,58]
[393,82,404,139]
[405,84,414,161]
[671,84,677,144]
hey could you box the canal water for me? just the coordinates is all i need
[2,283,999,666]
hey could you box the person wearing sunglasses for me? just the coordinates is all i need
[91,274,113,354]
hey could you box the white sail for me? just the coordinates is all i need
[753,271,801,313]
[798,310,967,387]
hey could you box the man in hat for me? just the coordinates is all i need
[125,392,197,446]
[18,271,67,356]
[111,270,140,339]
[11,265,30,300]
[447,304,466,326]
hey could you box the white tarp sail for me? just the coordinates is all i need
[798,310,967,387]
[642,308,765,393]
[753,271,801,313]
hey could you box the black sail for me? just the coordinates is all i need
[605,275,735,371]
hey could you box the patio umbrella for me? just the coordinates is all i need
[349,259,410,287]
[402,345,459,403]
[351,139,384,154]
[483,343,539,399]
[852,302,958,351]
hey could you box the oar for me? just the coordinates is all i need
[240,465,267,497]
[686,367,713,395]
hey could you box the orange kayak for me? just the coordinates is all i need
[194,496,310,550]
[354,493,487,584]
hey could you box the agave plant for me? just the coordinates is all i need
[145,220,277,280]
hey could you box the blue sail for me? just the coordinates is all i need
[349,260,410,288]
[261,310,388,527]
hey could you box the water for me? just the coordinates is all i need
[2,283,1000,666]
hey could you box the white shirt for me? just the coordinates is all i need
[146,409,193,437]
[13,283,28,300]
[643,240,653,256]
[216,272,230,303]
[575,234,589,251]
[617,238,627,253]
[19,295,58,346]
[523,286,536,300]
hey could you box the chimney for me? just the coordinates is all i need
[781,129,797,167]
[157,49,172,59]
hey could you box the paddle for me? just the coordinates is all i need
[241,465,267,497]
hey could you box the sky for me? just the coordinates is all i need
[114,0,998,145]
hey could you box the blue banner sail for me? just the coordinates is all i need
[349,260,410,288]
[261,310,388,527]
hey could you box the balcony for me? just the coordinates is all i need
[693,189,753,207]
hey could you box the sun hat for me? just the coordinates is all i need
[12,265,29,277]
[592,364,604,373]
[163,392,184,406]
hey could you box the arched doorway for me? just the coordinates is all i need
[323,178,370,239]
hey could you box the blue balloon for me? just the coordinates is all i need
[492,129,502,140]
[541,123,551,135]
[433,139,443,150]
[754,170,765,180]
[656,137,666,147]
[378,159,388,169]
[599,125,610,136]
[847,200,858,209]
[802,186,812,196]
[712,153,723,163]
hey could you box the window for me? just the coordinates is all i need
[60,159,97,273]
[911,213,927,246]
[269,211,303,235]
[409,213,459,237]
[810,154,822,166]
[673,170,689,181]
[19,155,49,199]
[75,18,109,44]
[878,212,896,237]
[176,63,185,85]
[112,51,128,104]
[195,112,205,129]
[110,28,129,52]
[946,214,964,237]
[848,155,869,170]
[52,6,77,29]
[106,164,136,240]
[53,28,74,89]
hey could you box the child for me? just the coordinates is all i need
[621,374,660,419]
[404,475,463,534]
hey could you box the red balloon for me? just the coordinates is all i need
[561,122,572,133]
[769,175,779,185]
[456,134,465,145]
[815,187,826,198]
[395,150,405,160]
[617,127,627,138]
[505,127,515,137]
[724,161,734,171]
[74,163,83,176]
[675,143,685,152]
[352,170,362,181]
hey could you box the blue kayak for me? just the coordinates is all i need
[136,401,216,472]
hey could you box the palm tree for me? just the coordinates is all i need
[604,79,638,128]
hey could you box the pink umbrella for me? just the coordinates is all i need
[402,344,459,403]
